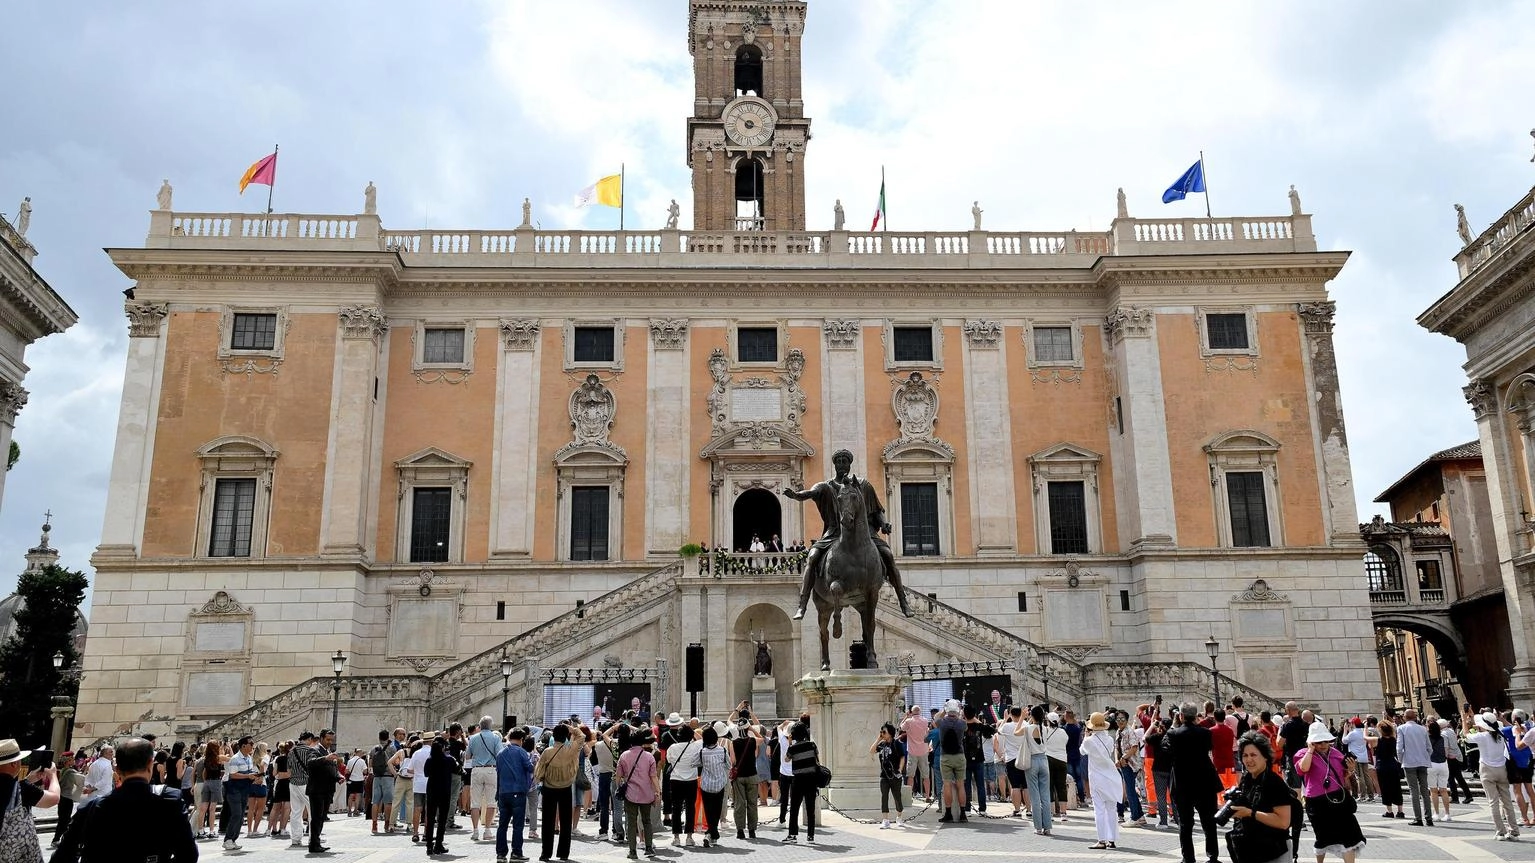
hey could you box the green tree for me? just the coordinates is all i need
[6,440,16,470]
[0,563,88,745]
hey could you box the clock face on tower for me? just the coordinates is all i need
[722,98,776,148]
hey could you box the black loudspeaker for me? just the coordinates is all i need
[503,715,517,733]
[686,643,705,692]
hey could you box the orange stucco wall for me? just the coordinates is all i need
[375,324,498,563]
[941,325,976,556]
[1159,311,1325,548]
[1006,324,1120,554]
[143,310,334,557]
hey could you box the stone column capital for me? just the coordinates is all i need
[125,301,168,338]
[649,318,689,349]
[1105,306,1153,343]
[1297,301,1336,336]
[962,319,1002,348]
[500,318,541,351]
[1464,378,1496,421]
[337,305,387,341]
[823,318,859,350]
[0,381,27,424]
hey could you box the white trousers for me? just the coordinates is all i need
[289,783,311,845]
[1092,790,1120,843]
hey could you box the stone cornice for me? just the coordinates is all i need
[0,238,78,339]
[1419,226,1535,340]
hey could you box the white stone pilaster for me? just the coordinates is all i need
[1298,302,1361,543]
[98,302,167,555]
[1107,307,1177,546]
[961,320,1017,554]
[491,319,543,556]
[821,319,867,472]
[319,306,385,556]
[1467,380,1535,683]
[645,320,690,554]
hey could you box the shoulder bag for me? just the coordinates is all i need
[1320,750,1356,814]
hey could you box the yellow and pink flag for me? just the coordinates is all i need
[238,151,278,194]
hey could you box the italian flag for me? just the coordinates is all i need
[869,178,886,230]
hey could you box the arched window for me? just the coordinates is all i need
[735,157,765,230]
[1364,546,1403,596]
[734,45,763,97]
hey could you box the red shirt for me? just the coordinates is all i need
[1210,722,1236,772]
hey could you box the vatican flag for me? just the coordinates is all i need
[574,174,623,208]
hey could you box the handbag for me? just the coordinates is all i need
[814,764,832,788]
[1320,751,1356,814]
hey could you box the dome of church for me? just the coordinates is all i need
[0,515,88,652]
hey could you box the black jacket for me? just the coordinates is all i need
[49,778,197,863]
[1164,723,1221,797]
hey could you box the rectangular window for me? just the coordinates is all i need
[570,486,611,561]
[421,328,466,364]
[496,601,506,621]
[573,326,615,363]
[1017,592,1027,612]
[1120,589,1131,611]
[409,487,452,563]
[900,482,941,556]
[230,313,277,351]
[208,478,257,557]
[737,327,778,363]
[1047,481,1089,554]
[1033,326,1074,363]
[1206,313,1249,350]
[1226,471,1272,547]
[1416,559,1443,591]
[892,326,935,363]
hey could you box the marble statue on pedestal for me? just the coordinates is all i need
[13,198,29,236]
[1116,187,1128,219]
[1289,185,1302,216]
[665,199,680,229]
[1455,204,1472,246]
[753,638,773,676]
[521,197,532,227]
[363,181,377,215]
[157,180,173,211]
[833,199,845,231]
[972,201,983,230]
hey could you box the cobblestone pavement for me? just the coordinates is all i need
[33,798,1530,862]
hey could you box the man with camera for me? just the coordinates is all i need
[50,737,194,863]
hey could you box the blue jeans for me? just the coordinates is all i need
[497,791,527,859]
[596,772,614,835]
[965,759,987,812]
[1027,753,1052,832]
[1068,756,1085,799]
[222,784,250,842]
[1116,765,1143,821]
[930,752,943,800]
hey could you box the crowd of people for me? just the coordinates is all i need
[19,694,1535,862]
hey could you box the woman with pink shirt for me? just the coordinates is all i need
[1295,722,1365,863]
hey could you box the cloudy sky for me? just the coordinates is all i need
[1,0,1532,605]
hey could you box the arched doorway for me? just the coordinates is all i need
[732,488,781,552]
[734,602,795,718]
[735,157,764,230]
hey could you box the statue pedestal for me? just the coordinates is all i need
[796,670,908,811]
[751,674,779,720]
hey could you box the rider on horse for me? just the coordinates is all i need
[782,449,915,620]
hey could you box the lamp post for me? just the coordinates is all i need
[500,651,515,730]
[50,651,74,756]
[1204,634,1221,707]
[330,649,347,742]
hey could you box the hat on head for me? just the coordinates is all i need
[633,729,655,746]
[1086,712,1110,731]
[1436,718,1450,728]
[1306,721,1335,744]
[1350,717,1363,727]
[943,699,961,715]
[1476,712,1500,733]
[666,712,684,727]
[713,720,730,736]
[0,740,28,766]
[1046,712,1060,724]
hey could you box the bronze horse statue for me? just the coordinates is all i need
[811,481,885,671]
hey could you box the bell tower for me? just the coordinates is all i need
[687,1,810,232]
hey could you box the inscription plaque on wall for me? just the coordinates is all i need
[388,597,459,658]
[1044,589,1106,645]
[1239,656,1296,693]
[731,388,782,422]
[1234,607,1289,643]
[195,621,247,653]
[186,671,245,708]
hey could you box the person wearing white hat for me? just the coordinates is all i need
[1081,711,1121,849]
[1295,721,1365,861]
[1466,712,1518,840]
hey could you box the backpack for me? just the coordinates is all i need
[1235,712,1251,737]
[941,726,962,756]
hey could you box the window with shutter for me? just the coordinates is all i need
[892,327,935,363]
[1047,481,1089,554]
[1226,471,1271,547]
[1206,313,1249,350]
[570,486,611,561]
[209,478,257,557]
[409,487,452,562]
[737,327,778,363]
[573,327,615,363]
[900,482,940,556]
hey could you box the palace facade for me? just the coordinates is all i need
[79,1,1378,744]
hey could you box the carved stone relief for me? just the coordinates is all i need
[125,301,168,338]
[892,371,938,439]
[823,319,860,350]
[338,305,387,341]
[962,320,1002,347]
[500,318,541,351]
[1463,379,1495,420]
[570,374,617,446]
[1105,306,1153,342]
[650,318,689,349]
[1296,301,1336,336]
[0,382,26,424]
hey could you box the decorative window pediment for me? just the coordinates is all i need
[195,436,278,559]
[394,447,471,563]
[1205,430,1283,548]
[1028,443,1104,555]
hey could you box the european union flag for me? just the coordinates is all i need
[1162,159,1205,204]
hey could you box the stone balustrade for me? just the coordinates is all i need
[144,208,1317,268]
[1456,185,1535,279]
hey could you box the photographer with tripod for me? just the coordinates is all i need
[1220,731,1294,863]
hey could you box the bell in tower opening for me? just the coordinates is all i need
[688,1,809,232]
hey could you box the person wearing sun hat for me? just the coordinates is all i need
[1081,711,1122,849]
[51,737,196,862]
[0,737,58,858]
[1295,720,1365,861]
[1467,711,1518,839]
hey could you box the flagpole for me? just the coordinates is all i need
[1199,149,1212,219]
[620,162,625,231]
[262,143,279,235]
[882,165,887,231]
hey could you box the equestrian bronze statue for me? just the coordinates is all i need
[782,449,914,670]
